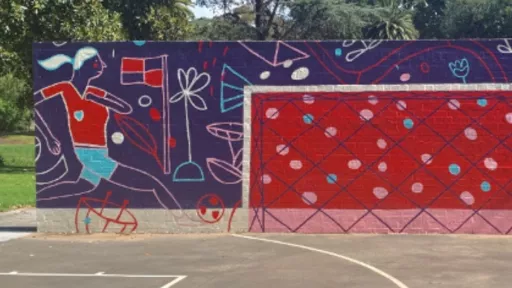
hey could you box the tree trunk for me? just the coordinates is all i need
[255,0,264,40]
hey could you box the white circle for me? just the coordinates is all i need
[260,71,270,80]
[377,139,387,149]
[291,67,309,81]
[266,108,279,119]
[303,94,315,104]
[373,187,389,199]
[464,127,478,141]
[411,182,424,193]
[396,100,407,111]
[448,99,460,110]
[138,95,152,107]
[283,59,293,68]
[325,127,337,138]
[421,154,433,165]
[302,192,317,205]
[460,191,475,205]
[111,132,125,144]
[360,109,374,121]
[368,95,378,105]
[276,144,289,156]
[262,174,272,184]
[505,113,512,124]
[378,162,387,172]
[290,160,303,170]
[484,158,498,171]
[348,159,362,170]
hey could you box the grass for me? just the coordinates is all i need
[0,134,36,212]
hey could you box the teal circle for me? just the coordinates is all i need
[480,181,491,192]
[477,98,488,107]
[327,174,337,184]
[449,164,461,175]
[335,48,343,57]
[403,118,414,129]
[303,114,314,124]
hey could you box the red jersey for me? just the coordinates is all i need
[41,82,109,147]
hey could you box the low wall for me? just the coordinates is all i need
[33,40,512,234]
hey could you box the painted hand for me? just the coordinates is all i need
[47,137,61,155]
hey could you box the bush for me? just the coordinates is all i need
[0,74,31,134]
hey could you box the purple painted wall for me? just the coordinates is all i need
[33,40,512,234]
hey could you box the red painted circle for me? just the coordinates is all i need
[420,62,430,73]
[149,107,161,121]
[196,194,225,224]
[168,137,177,148]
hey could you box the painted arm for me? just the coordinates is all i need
[35,109,61,155]
[85,92,133,114]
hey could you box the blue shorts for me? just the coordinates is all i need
[75,147,117,185]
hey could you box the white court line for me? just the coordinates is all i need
[232,234,409,288]
[0,272,187,288]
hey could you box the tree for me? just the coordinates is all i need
[0,74,31,134]
[363,0,420,40]
[196,0,292,40]
[145,2,195,40]
[102,0,194,39]
[413,0,445,38]
[440,0,512,38]
[1,0,125,108]
[286,0,374,40]
[191,16,257,40]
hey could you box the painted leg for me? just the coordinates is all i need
[109,163,202,225]
[37,179,96,201]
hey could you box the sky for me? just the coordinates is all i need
[191,5,217,19]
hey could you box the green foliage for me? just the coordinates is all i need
[0,74,31,134]
[145,1,195,40]
[287,0,372,40]
[363,0,420,40]
[102,0,194,39]
[58,0,126,41]
[440,0,512,38]
[191,17,257,40]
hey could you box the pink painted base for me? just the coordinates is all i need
[249,208,512,234]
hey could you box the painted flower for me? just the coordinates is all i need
[448,58,470,83]
[169,67,210,111]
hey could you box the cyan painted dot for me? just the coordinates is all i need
[327,174,337,184]
[403,118,414,129]
[449,164,461,176]
[133,40,146,46]
[335,48,343,57]
[477,98,488,107]
[480,181,491,192]
[303,114,314,124]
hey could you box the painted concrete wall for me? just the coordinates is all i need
[33,40,512,234]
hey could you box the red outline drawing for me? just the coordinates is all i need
[74,191,138,234]
[196,194,225,224]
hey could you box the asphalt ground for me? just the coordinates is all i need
[0,232,511,288]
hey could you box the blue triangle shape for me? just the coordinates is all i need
[220,64,252,113]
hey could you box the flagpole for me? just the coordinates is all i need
[162,55,171,175]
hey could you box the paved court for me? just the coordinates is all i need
[0,233,511,288]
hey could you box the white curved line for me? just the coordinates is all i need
[35,156,69,185]
[35,137,41,162]
[231,234,409,288]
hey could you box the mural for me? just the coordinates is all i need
[33,39,512,234]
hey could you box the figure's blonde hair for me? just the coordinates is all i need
[38,47,98,71]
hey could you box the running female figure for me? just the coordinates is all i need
[35,47,197,223]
